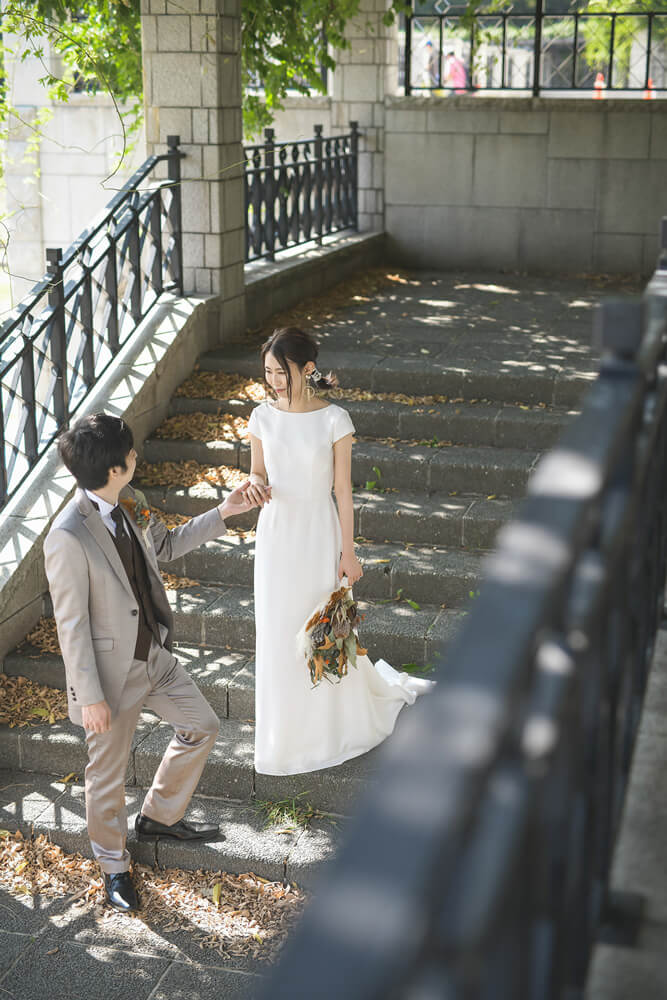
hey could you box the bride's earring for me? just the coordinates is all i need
[305,368,316,401]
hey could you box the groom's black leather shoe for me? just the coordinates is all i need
[104,872,139,913]
[135,813,223,843]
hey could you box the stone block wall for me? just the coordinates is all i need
[330,0,400,232]
[384,96,667,274]
[141,0,245,328]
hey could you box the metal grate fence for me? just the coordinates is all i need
[402,3,667,96]
[0,137,184,510]
[244,124,359,262]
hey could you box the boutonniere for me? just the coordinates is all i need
[119,489,151,543]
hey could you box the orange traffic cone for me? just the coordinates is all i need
[594,72,605,99]
[644,78,656,100]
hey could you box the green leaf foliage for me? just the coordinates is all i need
[0,0,410,153]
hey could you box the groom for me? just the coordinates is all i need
[44,412,257,913]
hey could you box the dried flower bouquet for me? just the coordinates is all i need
[296,579,367,687]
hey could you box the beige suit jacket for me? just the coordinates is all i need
[43,485,226,726]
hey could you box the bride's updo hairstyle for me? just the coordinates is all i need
[260,327,338,404]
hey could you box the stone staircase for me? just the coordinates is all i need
[0,270,603,895]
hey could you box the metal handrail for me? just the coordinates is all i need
[0,137,184,509]
[259,223,667,999]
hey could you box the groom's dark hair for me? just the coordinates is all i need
[58,413,134,490]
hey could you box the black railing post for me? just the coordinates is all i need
[533,0,544,97]
[80,247,95,389]
[150,192,163,298]
[645,14,653,91]
[46,247,69,429]
[608,14,616,90]
[20,337,38,468]
[314,124,324,245]
[167,134,183,294]
[349,121,359,231]
[105,229,120,355]
[405,3,412,96]
[128,194,142,324]
[264,127,276,261]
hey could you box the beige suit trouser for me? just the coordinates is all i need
[84,635,219,874]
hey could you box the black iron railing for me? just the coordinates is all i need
[260,226,667,998]
[0,137,184,511]
[244,124,359,262]
[402,4,667,96]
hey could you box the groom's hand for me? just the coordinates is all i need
[82,700,111,734]
[218,480,268,520]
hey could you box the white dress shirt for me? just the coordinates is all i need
[85,489,123,537]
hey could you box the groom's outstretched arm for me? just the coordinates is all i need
[43,528,105,707]
[148,480,256,563]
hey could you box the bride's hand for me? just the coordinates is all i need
[219,480,269,517]
[244,481,272,508]
[339,553,363,586]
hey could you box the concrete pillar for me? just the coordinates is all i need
[330,0,398,232]
[141,0,245,331]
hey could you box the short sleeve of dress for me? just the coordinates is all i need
[331,405,355,444]
[247,403,263,440]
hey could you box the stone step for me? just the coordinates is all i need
[3,643,255,722]
[198,350,594,408]
[143,484,515,550]
[20,591,463,720]
[169,395,573,452]
[167,537,483,607]
[142,436,538,499]
[164,585,464,669]
[0,767,342,890]
[0,707,392,815]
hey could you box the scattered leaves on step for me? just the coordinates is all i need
[0,675,68,728]
[150,507,192,529]
[155,412,249,443]
[177,372,265,401]
[0,830,306,962]
[161,572,201,591]
[244,268,410,342]
[19,617,61,656]
[136,461,247,491]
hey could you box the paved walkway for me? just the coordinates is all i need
[0,884,269,999]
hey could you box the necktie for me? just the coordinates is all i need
[110,505,132,561]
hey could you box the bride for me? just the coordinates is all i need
[245,327,433,776]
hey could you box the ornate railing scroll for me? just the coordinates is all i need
[0,137,184,511]
[260,221,667,999]
[244,123,359,263]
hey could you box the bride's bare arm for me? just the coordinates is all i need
[247,433,272,508]
[333,434,363,584]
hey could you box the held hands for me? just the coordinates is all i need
[339,552,364,586]
[243,477,272,510]
[82,699,111,734]
[218,480,269,519]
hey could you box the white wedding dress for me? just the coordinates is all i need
[247,399,434,776]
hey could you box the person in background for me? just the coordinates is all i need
[444,50,468,94]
